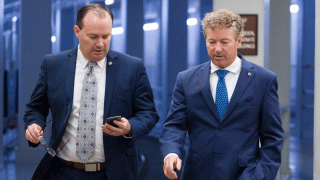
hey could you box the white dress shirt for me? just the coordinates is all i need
[210,56,241,103]
[164,56,242,162]
[57,46,106,163]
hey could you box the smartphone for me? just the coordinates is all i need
[106,116,121,127]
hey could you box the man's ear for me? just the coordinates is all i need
[74,25,80,39]
[236,35,242,48]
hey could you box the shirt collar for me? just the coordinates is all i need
[210,56,241,74]
[77,45,106,69]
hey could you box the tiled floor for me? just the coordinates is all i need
[0,124,314,180]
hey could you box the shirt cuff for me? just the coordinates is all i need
[122,131,133,139]
[164,153,179,162]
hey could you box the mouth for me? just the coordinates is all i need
[214,55,224,59]
[94,50,104,54]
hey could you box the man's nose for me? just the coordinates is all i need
[215,44,222,52]
[96,38,103,46]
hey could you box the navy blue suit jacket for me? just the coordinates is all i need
[24,48,159,180]
[160,54,284,180]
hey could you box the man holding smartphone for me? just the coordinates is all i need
[106,116,121,127]
[24,3,159,180]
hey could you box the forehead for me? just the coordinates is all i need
[206,27,235,39]
[82,10,112,30]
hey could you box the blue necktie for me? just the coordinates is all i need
[216,70,229,120]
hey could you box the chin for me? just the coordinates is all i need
[214,63,227,69]
[93,54,105,59]
[212,60,223,66]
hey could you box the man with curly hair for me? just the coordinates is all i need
[160,9,284,180]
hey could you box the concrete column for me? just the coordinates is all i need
[17,0,51,167]
[314,0,320,179]
[125,0,143,59]
[187,0,212,67]
[161,0,188,114]
[0,0,4,171]
[268,0,291,179]
[198,0,213,65]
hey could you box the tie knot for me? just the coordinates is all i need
[216,70,228,79]
[88,62,96,68]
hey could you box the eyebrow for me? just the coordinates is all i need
[207,38,231,41]
[88,33,111,36]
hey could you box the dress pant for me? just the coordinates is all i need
[44,157,107,180]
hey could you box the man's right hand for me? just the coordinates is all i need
[163,154,182,179]
[25,124,43,144]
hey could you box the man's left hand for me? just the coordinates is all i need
[101,117,132,136]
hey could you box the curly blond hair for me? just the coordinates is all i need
[201,9,244,39]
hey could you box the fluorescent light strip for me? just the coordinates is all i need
[51,36,56,43]
[290,4,299,13]
[143,23,159,31]
[105,0,114,5]
[187,18,197,26]
[12,16,17,22]
[112,27,124,35]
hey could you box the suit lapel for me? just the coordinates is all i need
[65,48,77,104]
[199,62,220,121]
[63,49,119,124]
[64,48,77,125]
[103,50,119,123]
[51,48,77,149]
[223,57,255,120]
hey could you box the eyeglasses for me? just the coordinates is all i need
[39,119,69,157]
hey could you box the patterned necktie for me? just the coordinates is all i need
[76,62,98,163]
[216,70,229,120]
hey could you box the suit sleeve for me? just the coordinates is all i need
[128,61,159,140]
[23,59,50,146]
[239,75,284,180]
[159,73,188,159]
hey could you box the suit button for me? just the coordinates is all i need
[218,128,222,132]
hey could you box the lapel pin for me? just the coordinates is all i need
[248,72,251,76]
[108,61,112,65]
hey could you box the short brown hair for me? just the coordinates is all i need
[76,3,114,29]
[201,9,244,39]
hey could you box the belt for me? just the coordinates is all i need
[59,158,106,172]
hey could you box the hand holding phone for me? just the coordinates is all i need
[106,116,121,127]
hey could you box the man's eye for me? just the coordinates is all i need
[222,41,229,44]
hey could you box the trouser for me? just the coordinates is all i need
[45,157,107,180]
